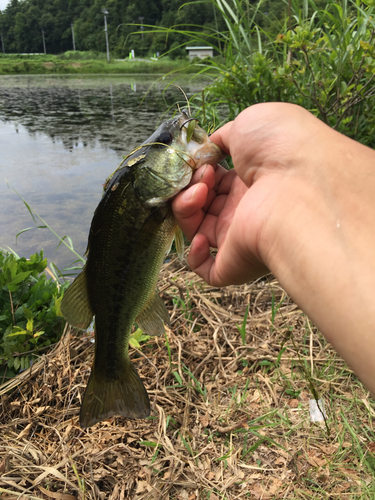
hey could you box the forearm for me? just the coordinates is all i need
[260,130,375,392]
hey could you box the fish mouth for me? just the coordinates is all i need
[179,117,198,130]
[178,116,226,169]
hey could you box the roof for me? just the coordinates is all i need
[185,46,213,50]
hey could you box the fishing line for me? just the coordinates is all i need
[179,117,198,130]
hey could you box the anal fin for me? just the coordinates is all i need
[136,291,170,336]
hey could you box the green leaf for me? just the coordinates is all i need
[7,356,14,369]
[26,318,33,332]
[173,371,183,384]
[129,337,141,348]
[22,306,34,320]
[132,328,144,340]
[138,441,159,448]
[54,295,63,317]
[7,327,28,337]
[6,270,32,288]
[13,356,21,372]
[259,360,273,366]
[129,328,150,346]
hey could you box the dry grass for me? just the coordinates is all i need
[1,256,375,499]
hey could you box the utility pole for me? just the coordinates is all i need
[138,16,144,41]
[71,22,76,51]
[102,9,110,62]
[41,28,46,54]
[0,32,4,54]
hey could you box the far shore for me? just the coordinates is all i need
[0,55,208,76]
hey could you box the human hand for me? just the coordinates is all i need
[172,162,269,286]
[173,103,337,287]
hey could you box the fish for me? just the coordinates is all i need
[61,109,226,428]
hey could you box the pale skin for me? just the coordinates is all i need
[172,103,375,395]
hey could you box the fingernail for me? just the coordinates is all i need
[183,184,199,202]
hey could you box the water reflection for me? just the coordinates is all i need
[109,83,114,123]
[0,76,193,152]
[0,75,206,270]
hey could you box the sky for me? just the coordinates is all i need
[0,0,10,11]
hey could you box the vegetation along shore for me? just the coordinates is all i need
[0,52,201,75]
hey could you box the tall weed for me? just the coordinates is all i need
[184,0,375,146]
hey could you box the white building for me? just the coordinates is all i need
[186,46,214,60]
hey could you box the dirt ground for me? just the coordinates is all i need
[1,255,375,499]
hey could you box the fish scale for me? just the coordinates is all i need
[61,110,226,428]
[87,167,173,376]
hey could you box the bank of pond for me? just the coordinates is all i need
[0,54,202,75]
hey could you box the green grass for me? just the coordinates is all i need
[0,54,199,75]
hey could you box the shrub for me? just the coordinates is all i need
[0,249,68,380]
[59,50,106,60]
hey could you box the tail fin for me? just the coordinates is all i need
[79,358,150,428]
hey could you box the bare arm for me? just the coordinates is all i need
[173,103,375,394]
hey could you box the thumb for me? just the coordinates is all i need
[209,121,233,157]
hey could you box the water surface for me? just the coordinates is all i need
[0,74,206,271]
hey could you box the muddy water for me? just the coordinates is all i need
[0,75,206,271]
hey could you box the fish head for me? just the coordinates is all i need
[131,109,226,206]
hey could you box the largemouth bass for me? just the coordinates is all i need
[61,110,225,428]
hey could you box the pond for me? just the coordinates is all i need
[0,74,208,273]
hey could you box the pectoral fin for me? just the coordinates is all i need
[174,226,185,261]
[136,291,170,336]
[164,225,185,261]
[61,266,94,330]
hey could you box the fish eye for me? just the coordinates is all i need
[157,131,173,145]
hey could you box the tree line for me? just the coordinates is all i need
[0,0,302,58]
[0,0,225,57]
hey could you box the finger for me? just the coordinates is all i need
[173,182,207,218]
[201,168,234,213]
[213,164,229,191]
[206,172,244,217]
[188,233,218,284]
[202,188,217,212]
[191,164,216,188]
[172,183,209,241]
[210,122,233,156]
[206,194,228,217]
[189,232,266,287]
[188,233,234,287]
[190,162,229,194]
[216,169,237,195]
[196,212,220,248]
